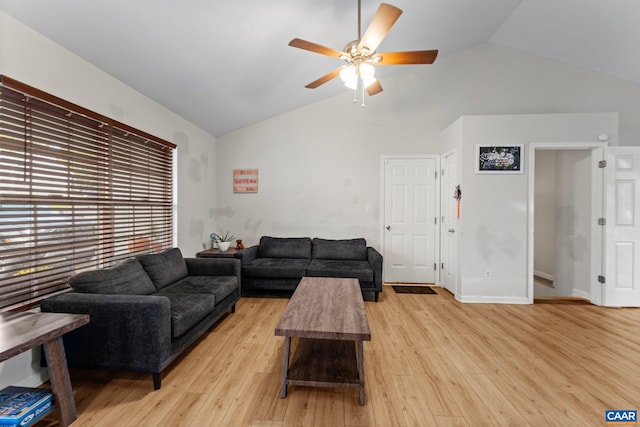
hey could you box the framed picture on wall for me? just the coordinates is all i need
[233,168,258,193]
[476,145,524,174]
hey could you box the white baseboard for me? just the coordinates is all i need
[457,295,530,304]
[534,270,554,281]
[572,288,591,300]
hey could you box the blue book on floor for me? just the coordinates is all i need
[0,386,54,427]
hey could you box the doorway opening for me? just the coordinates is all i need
[527,142,606,305]
[533,149,591,302]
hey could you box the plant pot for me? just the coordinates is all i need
[217,241,231,252]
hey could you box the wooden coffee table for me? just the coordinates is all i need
[275,277,371,405]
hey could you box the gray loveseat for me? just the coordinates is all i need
[40,248,240,389]
[241,237,383,301]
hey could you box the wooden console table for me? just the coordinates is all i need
[0,311,89,426]
[196,248,242,258]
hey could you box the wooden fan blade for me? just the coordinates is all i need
[366,80,383,96]
[289,38,344,59]
[358,3,402,53]
[376,50,439,65]
[305,66,345,89]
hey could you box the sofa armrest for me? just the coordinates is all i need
[367,247,383,291]
[185,257,240,278]
[241,245,258,265]
[40,292,172,372]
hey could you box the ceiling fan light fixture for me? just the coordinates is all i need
[344,78,358,90]
[289,1,438,102]
[359,62,375,81]
[340,65,358,89]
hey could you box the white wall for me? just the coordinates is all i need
[0,11,219,388]
[451,113,616,303]
[534,150,557,280]
[534,150,593,298]
[554,150,593,299]
[216,42,640,250]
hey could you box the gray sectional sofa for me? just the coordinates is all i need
[241,236,383,301]
[40,248,240,389]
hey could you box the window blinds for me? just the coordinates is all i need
[0,76,175,310]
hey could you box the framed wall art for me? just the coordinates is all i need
[233,168,258,193]
[476,145,524,174]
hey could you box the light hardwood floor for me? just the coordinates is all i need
[37,285,640,426]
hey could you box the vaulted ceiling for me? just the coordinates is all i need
[1,0,638,136]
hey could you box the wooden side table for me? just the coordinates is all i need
[196,248,243,258]
[0,311,89,427]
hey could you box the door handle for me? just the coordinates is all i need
[386,225,391,230]
[448,228,455,233]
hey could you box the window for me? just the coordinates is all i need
[0,76,175,311]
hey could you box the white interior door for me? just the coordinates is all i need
[604,146,640,307]
[383,157,438,283]
[441,150,459,294]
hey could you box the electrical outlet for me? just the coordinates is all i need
[484,270,491,280]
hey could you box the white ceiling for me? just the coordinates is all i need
[1,0,638,137]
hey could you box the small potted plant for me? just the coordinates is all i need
[210,231,235,252]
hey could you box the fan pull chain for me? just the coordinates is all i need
[361,83,366,107]
[353,88,358,103]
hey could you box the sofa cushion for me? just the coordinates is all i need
[154,293,216,338]
[157,276,238,303]
[258,236,311,259]
[306,259,374,282]
[243,258,309,279]
[311,238,368,261]
[69,259,156,295]
[138,248,188,290]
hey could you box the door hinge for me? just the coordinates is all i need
[434,263,437,271]
[598,275,606,284]
[441,262,444,269]
[434,217,437,225]
[435,170,438,179]
[598,218,606,226]
[598,160,607,168]
[441,169,445,176]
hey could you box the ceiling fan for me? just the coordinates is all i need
[289,0,438,101]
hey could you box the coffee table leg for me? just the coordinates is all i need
[281,336,291,398]
[356,340,365,405]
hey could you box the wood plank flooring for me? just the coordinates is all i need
[35,285,640,426]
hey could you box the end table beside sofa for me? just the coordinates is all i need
[197,247,243,258]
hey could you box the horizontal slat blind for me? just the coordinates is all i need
[0,79,174,311]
